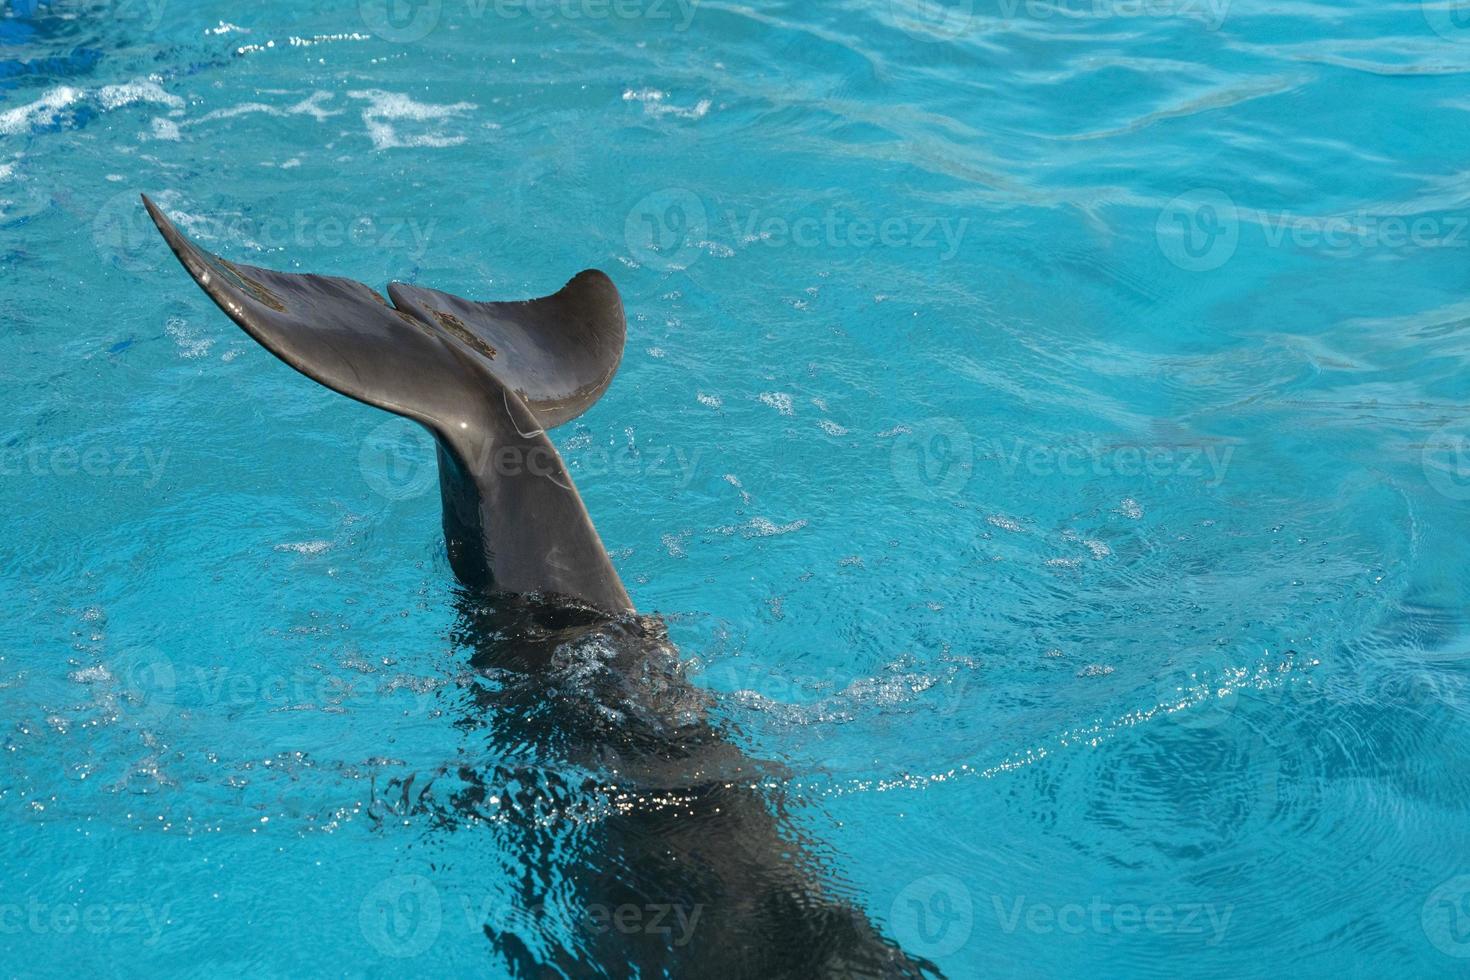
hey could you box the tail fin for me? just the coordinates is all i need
[387,274,624,429]
[142,195,633,613]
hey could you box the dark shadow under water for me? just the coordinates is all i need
[375,590,940,979]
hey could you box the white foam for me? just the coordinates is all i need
[68,665,113,684]
[346,90,475,151]
[622,88,711,120]
[758,391,794,416]
[166,317,214,360]
[0,86,82,135]
[288,33,370,47]
[714,517,808,538]
[165,92,341,142]
[660,532,690,558]
[96,79,183,112]
[275,540,332,555]
[0,79,181,136]
[289,91,341,122]
[193,102,277,124]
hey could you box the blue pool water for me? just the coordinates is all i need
[3,0,1470,974]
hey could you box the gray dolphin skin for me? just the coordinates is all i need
[142,195,940,978]
[141,194,629,613]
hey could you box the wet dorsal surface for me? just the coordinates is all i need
[411,592,941,978]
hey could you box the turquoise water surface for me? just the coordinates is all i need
[3,0,1470,975]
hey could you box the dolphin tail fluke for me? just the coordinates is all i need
[140,195,626,430]
[141,194,633,613]
[386,275,625,430]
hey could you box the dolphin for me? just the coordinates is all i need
[141,195,940,978]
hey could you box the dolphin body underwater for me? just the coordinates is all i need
[141,197,940,978]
